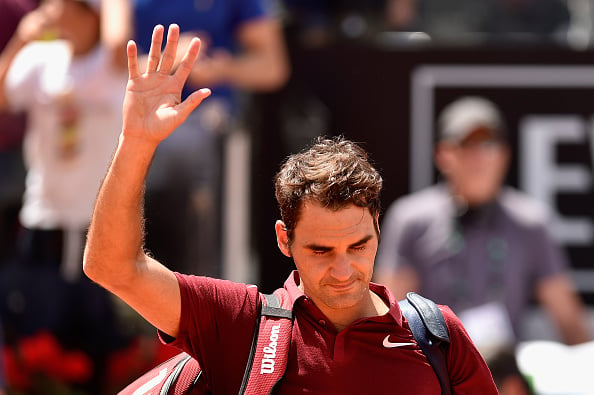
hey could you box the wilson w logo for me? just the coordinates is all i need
[260,323,281,374]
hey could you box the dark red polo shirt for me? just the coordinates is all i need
[163,271,497,394]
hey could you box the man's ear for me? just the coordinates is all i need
[501,143,511,169]
[275,220,291,257]
[434,143,453,175]
[375,213,380,238]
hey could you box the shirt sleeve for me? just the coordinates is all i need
[441,305,499,394]
[160,273,261,393]
[231,0,272,24]
[502,188,570,284]
[529,224,570,282]
[376,199,417,272]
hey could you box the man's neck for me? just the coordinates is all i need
[447,188,499,215]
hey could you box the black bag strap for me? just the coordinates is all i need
[239,292,294,395]
[399,292,451,395]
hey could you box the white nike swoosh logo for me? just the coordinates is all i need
[382,335,415,348]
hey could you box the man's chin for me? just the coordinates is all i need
[321,290,363,310]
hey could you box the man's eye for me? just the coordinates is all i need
[351,245,366,251]
[312,250,327,256]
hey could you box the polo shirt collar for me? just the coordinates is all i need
[282,270,404,326]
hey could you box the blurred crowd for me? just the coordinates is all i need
[0,0,593,394]
[284,0,591,48]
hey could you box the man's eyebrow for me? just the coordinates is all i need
[304,235,374,251]
[304,243,333,252]
[349,235,374,247]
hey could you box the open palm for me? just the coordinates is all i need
[122,24,211,144]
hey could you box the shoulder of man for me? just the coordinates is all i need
[498,186,552,227]
[384,184,452,226]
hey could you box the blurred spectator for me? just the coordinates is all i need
[0,0,37,268]
[383,0,571,46]
[102,0,289,278]
[283,0,572,47]
[0,0,37,153]
[0,0,128,392]
[283,0,389,46]
[374,96,591,356]
[384,0,486,40]
[0,2,38,393]
[479,0,571,45]
[384,0,419,31]
[485,347,535,395]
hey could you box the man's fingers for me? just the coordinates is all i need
[174,37,201,85]
[146,25,164,73]
[127,40,140,80]
[159,24,180,74]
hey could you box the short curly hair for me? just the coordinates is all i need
[274,136,383,241]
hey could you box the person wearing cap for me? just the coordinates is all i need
[0,0,127,391]
[374,96,590,355]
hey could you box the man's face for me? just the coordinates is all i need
[436,128,509,206]
[277,201,379,313]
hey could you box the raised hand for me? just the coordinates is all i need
[15,2,59,42]
[122,24,211,144]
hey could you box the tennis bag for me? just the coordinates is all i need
[118,292,450,395]
[118,292,293,395]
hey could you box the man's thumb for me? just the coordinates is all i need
[179,88,211,118]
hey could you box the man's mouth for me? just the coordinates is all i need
[326,280,356,291]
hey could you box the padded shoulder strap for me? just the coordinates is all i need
[405,292,449,342]
[239,291,294,395]
[399,292,451,395]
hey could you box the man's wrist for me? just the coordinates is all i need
[118,132,161,154]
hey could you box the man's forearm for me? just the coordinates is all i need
[537,274,592,345]
[222,50,288,92]
[188,19,289,92]
[83,134,157,289]
[0,36,27,111]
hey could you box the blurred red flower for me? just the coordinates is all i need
[2,331,92,392]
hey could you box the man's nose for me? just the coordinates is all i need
[330,254,353,281]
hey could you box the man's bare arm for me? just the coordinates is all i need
[536,274,591,345]
[185,18,289,91]
[374,265,421,301]
[83,24,211,337]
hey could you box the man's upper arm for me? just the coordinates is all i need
[234,16,289,90]
[535,274,591,344]
[105,254,182,338]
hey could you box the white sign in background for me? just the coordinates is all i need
[520,116,593,246]
[410,65,594,293]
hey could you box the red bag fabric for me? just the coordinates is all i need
[118,352,208,394]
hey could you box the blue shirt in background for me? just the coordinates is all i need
[132,0,269,104]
